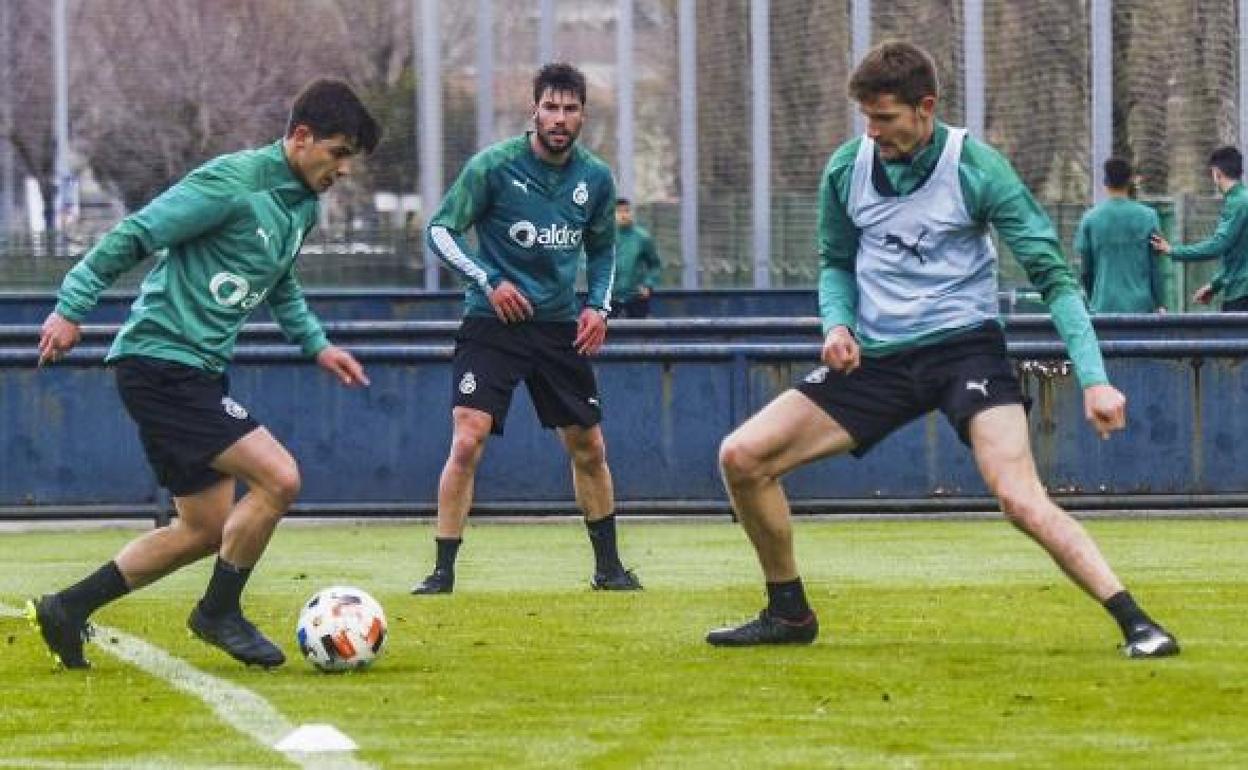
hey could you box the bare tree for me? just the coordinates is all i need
[986,0,1089,203]
[770,1,850,194]
[73,0,356,210]
[5,0,65,237]
[1171,0,1237,193]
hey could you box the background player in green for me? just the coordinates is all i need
[413,62,640,595]
[705,41,1178,658]
[28,79,380,669]
[1076,157,1167,313]
[1151,146,1248,311]
[610,198,662,318]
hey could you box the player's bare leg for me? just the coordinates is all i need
[969,405,1178,657]
[559,424,638,590]
[185,428,301,668]
[707,390,854,646]
[412,407,493,594]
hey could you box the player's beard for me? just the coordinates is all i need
[536,125,579,157]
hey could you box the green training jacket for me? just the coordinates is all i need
[426,134,617,322]
[1168,182,1248,303]
[1075,197,1166,313]
[610,223,661,303]
[55,140,329,374]
[817,122,1108,388]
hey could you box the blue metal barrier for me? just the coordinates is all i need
[1,320,1247,519]
[6,313,1246,348]
[0,287,1045,324]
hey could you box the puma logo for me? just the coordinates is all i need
[966,378,989,398]
[885,229,927,263]
[256,227,271,249]
[511,178,530,194]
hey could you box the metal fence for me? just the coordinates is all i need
[0,0,1244,300]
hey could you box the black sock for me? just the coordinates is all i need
[766,578,813,623]
[1104,590,1156,637]
[585,514,623,574]
[58,561,130,620]
[434,537,462,573]
[197,557,252,617]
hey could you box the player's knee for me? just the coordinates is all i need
[191,528,223,555]
[719,435,763,485]
[996,483,1047,529]
[259,462,302,510]
[176,520,222,555]
[568,433,607,470]
[447,431,488,470]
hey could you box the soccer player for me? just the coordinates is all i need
[1151,146,1248,310]
[705,41,1178,658]
[412,62,640,594]
[28,79,380,669]
[1076,158,1167,313]
[610,198,662,318]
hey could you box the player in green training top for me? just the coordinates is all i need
[1151,146,1248,311]
[610,198,662,318]
[412,62,640,595]
[705,42,1177,658]
[1076,157,1167,313]
[28,79,380,669]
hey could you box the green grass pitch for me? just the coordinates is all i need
[0,518,1244,769]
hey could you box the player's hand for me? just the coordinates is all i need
[574,307,607,356]
[316,345,370,387]
[37,311,81,367]
[1149,232,1171,254]
[1083,383,1126,439]
[637,285,652,300]
[821,325,860,374]
[489,281,534,323]
[1192,284,1215,305]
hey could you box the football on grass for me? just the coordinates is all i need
[296,585,388,672]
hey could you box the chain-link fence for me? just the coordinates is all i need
[0,0,1244,308]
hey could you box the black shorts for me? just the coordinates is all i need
[451,316,602,435]
[114,356,261,496]
[794,322,1027,457]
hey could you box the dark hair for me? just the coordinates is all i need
[1103,157,1133,189]
[287,78,381,154]
[1209,146,1243,179]
[615,197,631,207]
[848,41,939,106]
[533,62,587,106]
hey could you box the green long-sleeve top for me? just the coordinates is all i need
[610,223,661,303]
[55,140,329,374]
[1168,182,1248,302]
[427,134,617,320]
[817,122,1108,388]
[1075,197,1166,313]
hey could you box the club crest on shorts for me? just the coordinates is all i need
[221,396,249,420]
[458,372,477,395]
[804,366,830,384]
[966,378,990,398]
[572,181,588,206]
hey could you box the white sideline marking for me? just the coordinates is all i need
[0,604,377,770]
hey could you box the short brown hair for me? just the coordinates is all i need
[848,41,939,106]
